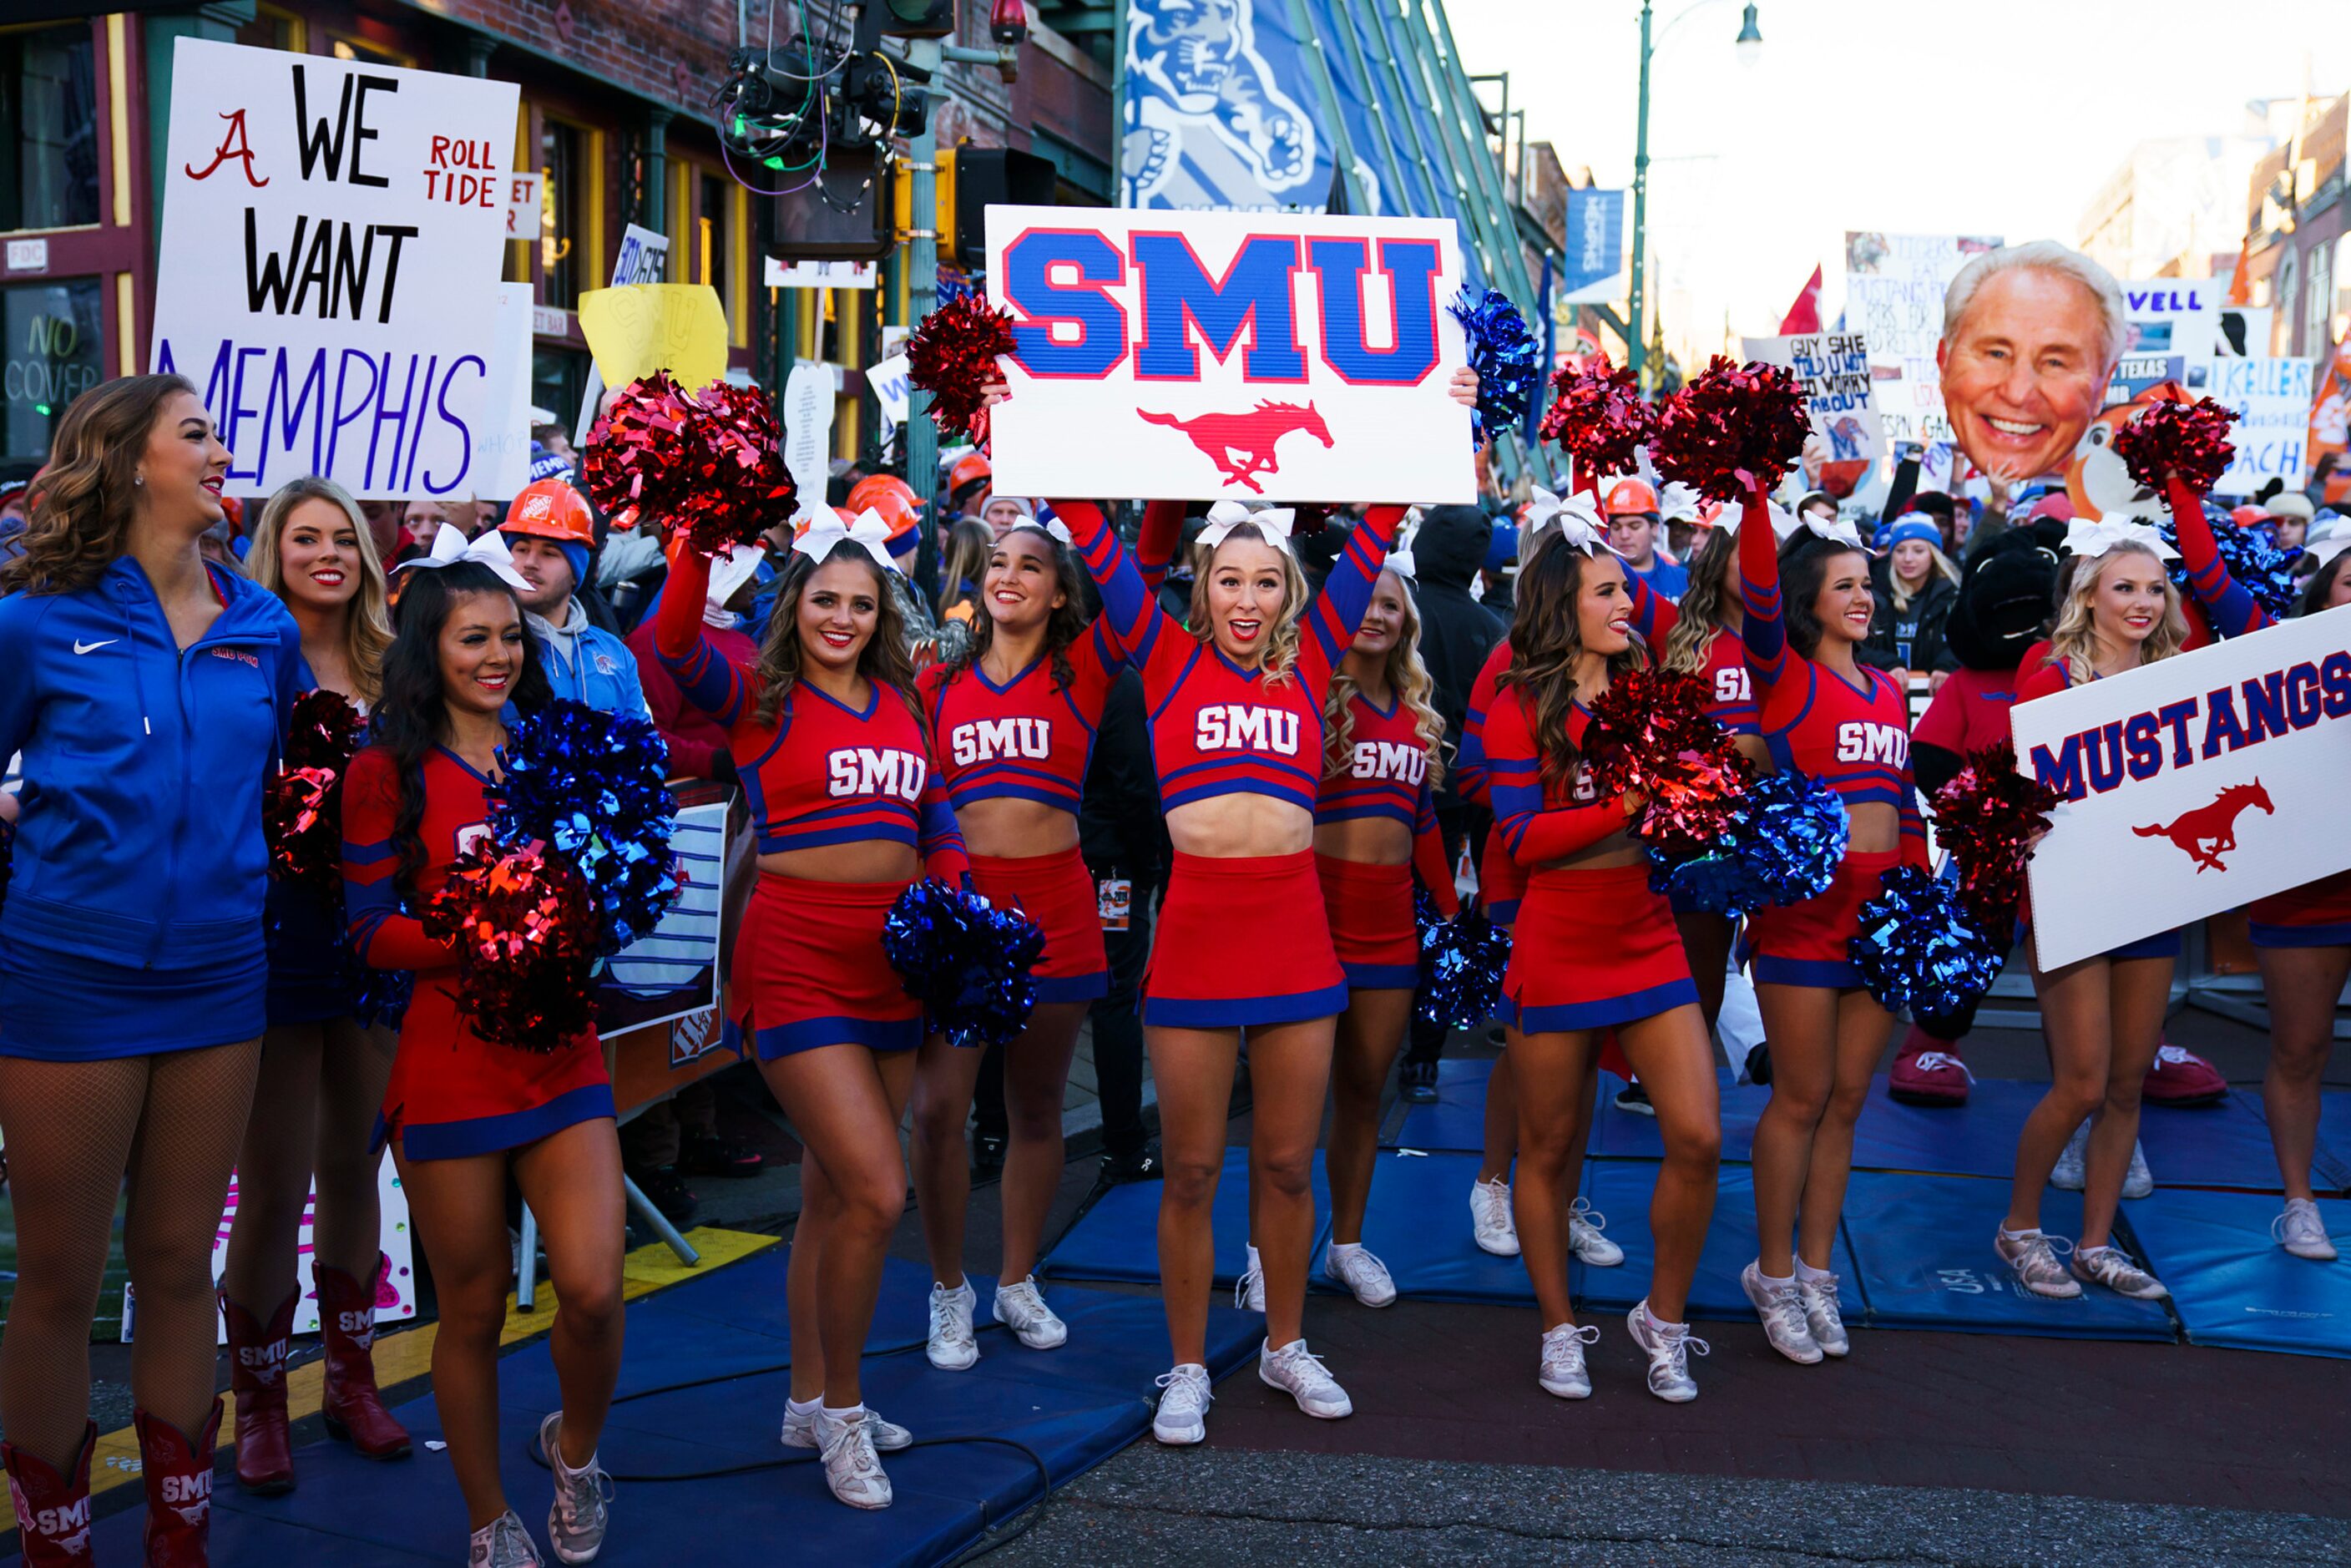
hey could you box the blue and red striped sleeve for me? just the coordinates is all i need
[1411,773,1460,916]
[1452,640,1511,807]
[1737,483,1813,731]
[1302,505,1404,678]
[652,539,750,725]
[1484,686,1628,867]
[1624,566,1681,646]
[2167,476,2273,639]
[918,760,970,883]
[341,747,451,971]
[1054,499,1167,671]
[1132,499,1188,599]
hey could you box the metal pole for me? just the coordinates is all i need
[1628,0,1652,387]
[906,125,939,513]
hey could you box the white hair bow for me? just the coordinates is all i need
[2064,513,2179,563]
[1711,495,1797,539]
[1383,549,1418,581]
[1524,486,1612,556]
[2303,518,2351,571]
[1004,508,1072,548]
[796,508,899,572]
[395,523,533,594]
[1656,480,1706,525]
[1792,510,1865,550]
[1197,500,1296,553]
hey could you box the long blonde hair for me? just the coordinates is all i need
[938,518,993,620]
[2044,542,2186,684]
[1660,527,1737,677]
[1888,542,1961,612]
[247,475,394,705]
[1325,569,1445,789]
[1186,522,1309,687]
[1,373,195,597]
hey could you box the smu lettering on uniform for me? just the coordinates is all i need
[951,716,1054,767]
[827,747,928,802]
[1196,705,1302,756]
[1836,721,1909,766]
[1351,739,1427,784]
[1715,666,1752,706]
[2028,653,2351,800]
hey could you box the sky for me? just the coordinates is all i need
[1444,0,2351,359]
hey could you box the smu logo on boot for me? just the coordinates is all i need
[237,1339,287,1383]
[337,1308,377,1346]
[1196,705,1300,756]
[950,716,1054,768]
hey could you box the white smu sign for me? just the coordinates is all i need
[983,206,1473,503]
[2014,605,2351,969]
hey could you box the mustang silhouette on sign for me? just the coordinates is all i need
[2133,779,2273,873]
[1139,401,1332,493]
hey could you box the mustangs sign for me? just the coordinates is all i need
[983,207,1473,503]
[2013,605,2351,969]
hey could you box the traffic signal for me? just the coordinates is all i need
[882,0,956,37]
[944,147,1056,269]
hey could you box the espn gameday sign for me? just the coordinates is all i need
[2014,604,2351,969]
[983,207,1474,503]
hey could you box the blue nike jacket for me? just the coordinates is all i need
[0,558,301,970]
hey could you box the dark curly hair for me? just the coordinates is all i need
[947,523,1093,693]
[1777,533,1873,660]
[751,542,919,729]
[371,561,551,902]
[1498,541,1646,788]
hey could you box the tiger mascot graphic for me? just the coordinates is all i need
[1123,0,1318,209]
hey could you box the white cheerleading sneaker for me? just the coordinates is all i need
[992,1276,1069,1349]
[781,1402,911,1452]
[1795,1272,1850,1358]
[1322,1244,1398,1308]
[815,1409,892,1510]
[926,1278,979,1370]
[1470,1176,1519,1257]
[1152,1363,1213,1445]
[1236,1243,1266,1313]
[1538,1322,1600,1399]
[1568,1196,1624,1267]
[1258,1338,1352,1419]
[1626,1303,1707,1403]
[1740,1262,1823,1364]
[2274,1198,2339,1262]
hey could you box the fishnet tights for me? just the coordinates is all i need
[0,1040,261,1466]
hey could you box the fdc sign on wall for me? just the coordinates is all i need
[2014,605,2351,969]
[984,208,1473,503]
[151,39,520,500]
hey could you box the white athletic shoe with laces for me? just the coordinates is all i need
[1258,1338,1352,1419]
[781,1402,911,1452]
[815,1409,892,1510]
[1470,1177,1519,1257]
[1538,1323,1600,1399]
[2123,1140,2154,1200]
[1740,1262,1823,1363]
[469,1510,543,1568]
[2071,1243,2169,1300]
[1153,1363,1213,1445]
[1625,1302,1708,1403]
[2050,1124,2153,1198]
[1236,1243,1266,1313]
[992,1276,1069,1348]
[1994,1227,2082,1298]
[538,1412,612,1565]
[1322,1245,1398,1308]
[1795,1272,1850,1358]
[2274,1198,2339,1262]
[1568,1196,1624,1267]
[927,1278,979,1370]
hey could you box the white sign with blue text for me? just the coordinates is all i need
[1742,332,1883,463]
[151,39,518,500]
[2187,357,2316,494]
[2014,604,2351,969]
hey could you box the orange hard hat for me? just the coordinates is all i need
[2229,504,2268,529]
[1604,478,1660,517]
[846,473,922,540]
[948,451,992,499]
[503,478,594,545]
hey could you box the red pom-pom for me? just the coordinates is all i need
[908,294,1020,441]
[2107,396,2236,497]
[422,842,599,1051]
[1929,741,2065,929]
[584,372,796,554]
[1538,356,1653,476]
[1581,668,1753,861]
[1650,357,1811,503]
[265,690,365,898]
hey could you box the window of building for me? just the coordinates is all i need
[234,6,305,53]
[330,33,414,68]
[699,171,730,307]
[2306,241,2333,356]
[2333,240,2351,347]
[3,276,104,463]
[1,24,100,233]
[532,346,589,438]
[2274,246,2300,353]
[541,119,587,309]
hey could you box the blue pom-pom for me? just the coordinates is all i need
[1651,772,1848,916]
[1413,885,1512,1030]
[882,878,1047,1050]
[351,966,414,1030]
[2162,499,2300,621]
[1849,865,2001,1016]
[0,814,13,915]
[1447,286,1542,447]
[493,700,680,957]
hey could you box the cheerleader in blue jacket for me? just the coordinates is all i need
[0,375,301,1566]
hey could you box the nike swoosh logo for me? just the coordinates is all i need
[73,639,119,655]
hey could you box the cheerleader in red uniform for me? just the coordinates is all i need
[1995,516,2188,1303]
[654,510,968,1510]
[1309,548,1458,1308]
[1487,515,1720,1401]
[1736,484,1928,1365]
[343,552,621,1567]
[910,513,1119,1368]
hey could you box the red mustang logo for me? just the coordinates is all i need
[1139,401,1332,493]
[2133,779,2273,873]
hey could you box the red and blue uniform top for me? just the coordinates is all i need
[341,743,613,1159]
[651,546,968,880]
[2166,477,2273,640]
[1481,684,1636,869]
[1738,493,1929,865]
[1316,688,1459,914]
[1054,499,1406,817]
[918,620,1126,819]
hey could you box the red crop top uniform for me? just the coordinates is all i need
[1055,499,1403,1029]
[342,745,614,1159]
[1485,682,1700,1033]
[918,616,1126,1003]
[1737,494,1929,989]
[1314,686,1458,991]
[655,548,968,1059]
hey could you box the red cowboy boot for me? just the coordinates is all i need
[316,1260,412,1459]
[220,1290,296,1493]
[134,1400,221,1568]
[3,1421,96,1566]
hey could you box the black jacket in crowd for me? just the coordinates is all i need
[1860,554,1959,674]
[1406,505,1504,814]
[1078,664,1169,891]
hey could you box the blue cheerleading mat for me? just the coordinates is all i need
[2139,1089,2350,1193]
[2308,1090,2351,1196]
[2124,1189,2351,1357]
[1353,1149,1534,1302]
[77,1252,1261,1566]
[1841,1171,2176,1341]
[1586,1071,1769,1164]
[1038,1145,1330,1287]
[1388,1057,1497,1153]
[1571,1158,1862,1323]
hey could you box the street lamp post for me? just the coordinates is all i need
[1627,1,1761,390]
